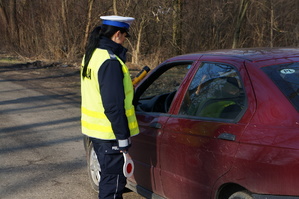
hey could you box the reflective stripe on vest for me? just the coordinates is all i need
[81,49,139,140]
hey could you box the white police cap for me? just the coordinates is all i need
[100,15,135,29]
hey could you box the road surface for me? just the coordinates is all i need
[0,62,144,199]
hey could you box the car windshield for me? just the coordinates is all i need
[262,62,299,112]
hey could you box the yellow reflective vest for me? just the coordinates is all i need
[81,48,139,140]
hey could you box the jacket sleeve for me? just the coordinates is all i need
[98,59,131,149]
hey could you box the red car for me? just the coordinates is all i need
[84,48,299,199]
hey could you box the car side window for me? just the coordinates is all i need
[179,62,246,120]
[136,63,191,113]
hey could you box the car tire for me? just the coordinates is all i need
[228,191,253,199]
[87,142,100,192]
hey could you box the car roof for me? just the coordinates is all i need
[171,47,299,63]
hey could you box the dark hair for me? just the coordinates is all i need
[82,25,127,78]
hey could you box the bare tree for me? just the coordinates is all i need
[130,15,148,65]
[172,0,182,55]
[232,0,249,48]
[5,0,18,47]
[83,0,95,50]
[113,0,118,15]
[0,0,9,47]
[1,0,299,63]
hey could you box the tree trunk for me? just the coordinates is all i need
[270,0,274,47]
[113,0,118,15]
[0,0,9,44]
[8,0,18,47]
[61,0,69,57]
[83,0,94,50]
[172,0,182,55]
[232,0,249,49]
[132,18,145,65]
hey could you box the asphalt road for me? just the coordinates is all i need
[0,62,144,199]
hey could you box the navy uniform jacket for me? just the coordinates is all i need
[97,37,130,141]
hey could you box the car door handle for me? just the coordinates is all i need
[149,122,162,129]
[217,133,236,141]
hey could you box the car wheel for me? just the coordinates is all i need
[87,142,100,192]
[228,191,253,199]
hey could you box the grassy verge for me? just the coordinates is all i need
[0,56,25,64]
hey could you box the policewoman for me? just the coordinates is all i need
[81,16,139,199]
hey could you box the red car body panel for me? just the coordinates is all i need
[128,48,299,199]
[160,119,246,199]
[154,55,256,199]
[218,57,299,196]
[129,114,173,196]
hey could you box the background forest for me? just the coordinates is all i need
[0,0,299,67]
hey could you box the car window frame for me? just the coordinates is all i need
[175,61,248,123]
[134,61,195,114]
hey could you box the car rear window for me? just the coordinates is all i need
[262,63,299,112]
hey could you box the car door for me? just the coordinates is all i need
[129,61,193,196]
[159,61,252,199]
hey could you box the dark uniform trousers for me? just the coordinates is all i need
[91,138,127,199]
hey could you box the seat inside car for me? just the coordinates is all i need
[196,77,243,119]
